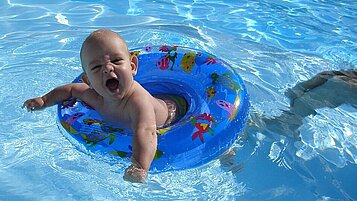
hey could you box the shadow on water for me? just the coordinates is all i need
[219,70,357,200]
[263,69,357,139]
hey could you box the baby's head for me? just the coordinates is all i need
[80,29,131,71]
[79,29,139,99]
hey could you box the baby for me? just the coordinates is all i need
[23,29,185,183]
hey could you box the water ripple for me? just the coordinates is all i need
[297,104,357,167]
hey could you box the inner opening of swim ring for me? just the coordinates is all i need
[153,94,188,128]
[140,79,203,129]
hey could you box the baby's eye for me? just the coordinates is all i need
[112,59,123,64]
[91,65,101,71]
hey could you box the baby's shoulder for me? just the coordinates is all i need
[72,83,102,107]
[131,91,154,105]
[129,88,158,111]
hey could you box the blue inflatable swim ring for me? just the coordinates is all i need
[58,46,249,172]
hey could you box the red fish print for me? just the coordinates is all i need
[191,113,215,143]
[157,56,170,70]
[159,45,178,52]
[204,56,217,65]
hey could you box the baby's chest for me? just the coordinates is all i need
[100,108,131,128]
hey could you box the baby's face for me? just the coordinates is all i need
[81,32,137,100]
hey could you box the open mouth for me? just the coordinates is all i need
[105,78,119,92]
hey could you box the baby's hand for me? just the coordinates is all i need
[123,163,147,183]
[22,97,45,112]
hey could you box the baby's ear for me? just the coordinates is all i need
[81,73,91,87]
[130,55,138,76]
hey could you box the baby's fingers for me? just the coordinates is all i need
[22,99,40,112]
[22,100,31,110]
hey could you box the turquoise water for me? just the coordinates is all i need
[0,0,356,200]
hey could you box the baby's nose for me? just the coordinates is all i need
[103,64,114,74]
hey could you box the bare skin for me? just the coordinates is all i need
[23,29,170,183]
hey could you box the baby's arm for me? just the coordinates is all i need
[23,83,90,111]
[124,96,158,183]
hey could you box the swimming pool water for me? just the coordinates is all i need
[0,0,356,200]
